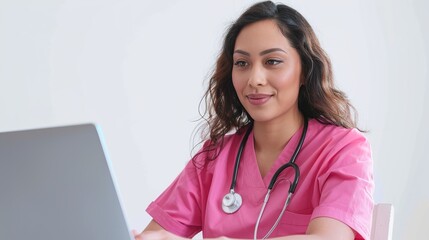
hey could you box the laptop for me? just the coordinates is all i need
[0,123,133,240]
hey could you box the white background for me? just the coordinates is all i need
[1,0,428,239]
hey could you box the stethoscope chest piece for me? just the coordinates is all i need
[222,191,242,214]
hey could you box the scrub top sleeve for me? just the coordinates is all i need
[312,131,374,240]
[146,159,203,238]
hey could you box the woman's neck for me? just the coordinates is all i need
[253,113,304,154]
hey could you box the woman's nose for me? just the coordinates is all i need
[247,65,266,87]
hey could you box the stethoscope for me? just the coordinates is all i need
[221,118,308,239]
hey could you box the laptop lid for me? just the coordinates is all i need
[0,123,133,240]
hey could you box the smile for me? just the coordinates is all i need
[246,94,273,105]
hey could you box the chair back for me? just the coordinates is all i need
[370,203,394,240]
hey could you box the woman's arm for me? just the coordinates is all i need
[298,217,354,240]
[143,220,164,232]
[133,217,355,240]
[133,220,188,240]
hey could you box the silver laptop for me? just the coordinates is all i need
[0,123,133,240]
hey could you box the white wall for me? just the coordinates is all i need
[1,0,428,239]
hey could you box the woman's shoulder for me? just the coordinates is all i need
[308,118,370,149]
[306,118,373,169]
[310,118,366,137]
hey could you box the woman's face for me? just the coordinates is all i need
[232,19,302,125]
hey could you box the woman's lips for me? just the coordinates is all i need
[246,94,272,105]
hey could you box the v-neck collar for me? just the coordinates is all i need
[244,124,306,188]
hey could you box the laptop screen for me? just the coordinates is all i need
[0,124,133,240]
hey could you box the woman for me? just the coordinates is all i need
[134,1,374,239]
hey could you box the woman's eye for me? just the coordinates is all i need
[266,59,282,65]
[234,61,248,68]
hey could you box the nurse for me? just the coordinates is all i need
[134,1,374,240]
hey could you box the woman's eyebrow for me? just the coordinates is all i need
[233,48,287,56]
[233,49,250,56]
[259,48,287,55]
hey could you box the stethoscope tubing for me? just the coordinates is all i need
[223,118,309,239]
[268,119,308,192]
[230,118,308,193]
[229,124,253,191]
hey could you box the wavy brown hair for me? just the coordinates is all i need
[198,0,359,152]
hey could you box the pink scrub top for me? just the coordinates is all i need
[146,119,374,239]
